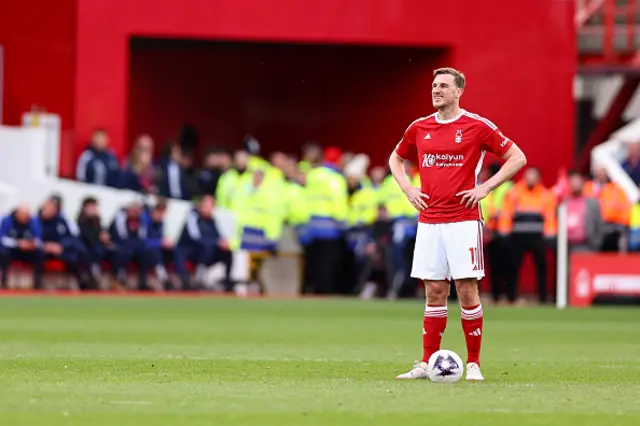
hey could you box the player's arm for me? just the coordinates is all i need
[479,144,527,193]
[458,125,526,208]
[388,150,413,193]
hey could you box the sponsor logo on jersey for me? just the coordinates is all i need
[424,133,431,140]
[422,153,464,168]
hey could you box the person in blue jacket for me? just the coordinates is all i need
[174,195,232,291]
[108,202,150,290]
[158,144,191,200]
[75,129,121,188]
[142,199,173,290]
[0,203,44,289]
[37,197,92,289]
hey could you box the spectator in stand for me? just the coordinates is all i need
[76,129,121,187]
[198,148,231,197]
[369,166,386,188]
[77,197,112,283]
[142,199,173,290]
[622,142,640,185]
[121,135,157,193]
[267,151,289,183]
[304,146,348,294]
[216,150,249,209]
[158,143,191,201]
[499,167,556,304]
[480,163,513,304]
[0,203,43,289]
[629,185,640,252]
[565,171,604,252]
[583,165,630,252]
[358,205,394,300]
[343,155,373,295]
[38,197,92,289]
[339,152,355,173]
[109,202,151,290]
[174,195,232,291]
[298,142,323,174]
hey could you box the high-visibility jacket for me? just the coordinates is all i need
[583,180,630,227]
[215,169,241,209]
[305,166,348,240]
[248,155,271,172]
[480,192,495,228]
[380,175,416,219]
[348,186,379,228]
[411,173,421,188]
[229,176,284,252]
[298,160,312,174]
[380,175,418,239]
[498,181,557,236]
[629,203,640,251]
[283,181,308,227]
[481,181,513,230]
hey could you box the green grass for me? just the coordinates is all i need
[0,297,639,425]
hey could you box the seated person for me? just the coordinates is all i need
[38,197,92,289]
[108,202,150,290]
[174,195,232,290]
[77,197,113,281]
[0,203,44,289]
[142,199,173,290]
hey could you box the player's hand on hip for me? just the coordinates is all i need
[456,186,489,208]
[403,186,429,211]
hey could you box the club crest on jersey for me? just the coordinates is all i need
[455,129,463,143]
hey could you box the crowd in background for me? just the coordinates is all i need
[0,194,233,292]
[2,129,639,303]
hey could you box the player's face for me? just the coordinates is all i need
[432,74,461,109]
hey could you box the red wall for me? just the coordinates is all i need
[128,40,444,165]
[0,0,76,172]
[76,0,576,182]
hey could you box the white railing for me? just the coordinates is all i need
[591,117,640,203]
[556,203,569,310]
[575,0,606,28]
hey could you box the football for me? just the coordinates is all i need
[426,350,464,383]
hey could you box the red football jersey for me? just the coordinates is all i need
[395,110,514,224]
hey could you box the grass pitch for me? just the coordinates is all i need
[0,296,639,425]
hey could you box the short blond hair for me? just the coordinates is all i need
[433,67,466,89]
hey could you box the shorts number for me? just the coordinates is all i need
[469,247,476,266]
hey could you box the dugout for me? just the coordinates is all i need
[127,38,446,165]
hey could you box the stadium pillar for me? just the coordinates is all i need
[576,75,640,173]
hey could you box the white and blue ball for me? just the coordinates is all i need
[426,349,464,383]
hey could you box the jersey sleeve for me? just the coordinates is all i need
[394,122,418,161]
[480,123,513,157]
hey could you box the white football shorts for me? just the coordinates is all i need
[411,220,485,281]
